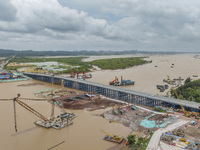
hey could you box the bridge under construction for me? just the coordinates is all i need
[23,73,200,112]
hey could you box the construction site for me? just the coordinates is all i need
[0,72,30,82]
[19,72,199,150]
[34,88,123,111]
[1,57,200,150]
[160,118,200,150]
[34,87,200,149]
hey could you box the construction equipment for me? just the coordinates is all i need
[120,76,135,86]
[179,138,186,142]
[70,69,92,79]
[131,105,136,110]
[120,110,125,115]
[101,129,121,141]
[172,129,185,137]
[162,113,170,118]
[12,94,76,132]
[109,76,120,85]
[167,76,191,117]
[109,76,134,86]
[101,129,123,143]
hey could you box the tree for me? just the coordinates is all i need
[185,77,191,84]
[127,135,136,145]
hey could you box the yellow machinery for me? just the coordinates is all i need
[101,129,121,141]
[167,76,191,117]
[172,129,185,137]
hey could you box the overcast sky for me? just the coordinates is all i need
[0,0,200,52]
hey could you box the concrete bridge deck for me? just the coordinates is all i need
[23,72,200,112]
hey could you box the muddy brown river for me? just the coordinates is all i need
[0,79,131,150]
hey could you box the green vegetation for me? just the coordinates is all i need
[155,108,167,113]
[5,56,151,73]
[4,65,35,71]
[127,132,154,150]
[171,78,200,103]
[7,57,91,73]
[91,57,151,70]
[184,77,191,84]
[127,135,136,145]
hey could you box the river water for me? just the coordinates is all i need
[0,79,131,150]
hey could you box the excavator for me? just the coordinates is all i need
[101,129,123,143]
[172,129,185,137]
[162,112,170,118]
[167,76,192,117]
[109,76,120,85]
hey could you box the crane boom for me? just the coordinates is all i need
[167,75,185,112]
[15,98,50,122]
[101,129,120,140]
[13,98,17,132]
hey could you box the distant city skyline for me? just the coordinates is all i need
[0,0,200,52]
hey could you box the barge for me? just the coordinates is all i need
[34,112,77,129]
[103,136,124,144]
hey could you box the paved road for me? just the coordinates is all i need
[0,56,14,72]
[146,119,188,150]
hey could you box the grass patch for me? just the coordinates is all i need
[130,131,154,150]
[90,57,151,70]
[7,57,91,73]
[155,108,167,113]
[4,65,34,71]
[6,56,152,73]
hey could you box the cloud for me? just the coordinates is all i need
[0,0,200,51]
[0,0,17,21]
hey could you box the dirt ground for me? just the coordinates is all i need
[102,105,178,132]
[178,124,200,143]
[52,94,123,110]
[62,98,123,110]
[17,83,44,87]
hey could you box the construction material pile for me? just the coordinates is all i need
[53,94,123,111]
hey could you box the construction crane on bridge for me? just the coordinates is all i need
[167,76,191,117]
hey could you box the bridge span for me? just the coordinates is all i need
[24,73,200,112]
